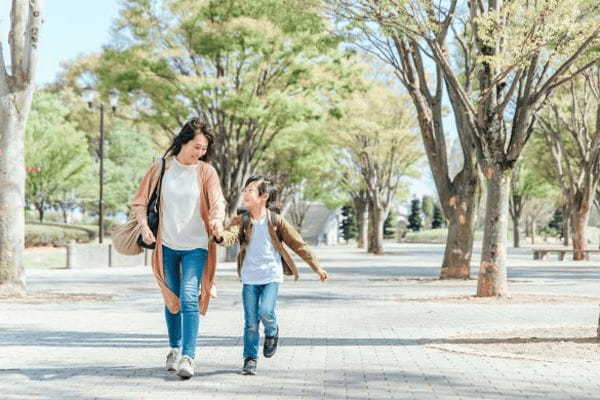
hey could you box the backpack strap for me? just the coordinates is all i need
[238,210,250,245]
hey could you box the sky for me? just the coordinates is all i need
[0,1,121,85]
[1,1,436,199]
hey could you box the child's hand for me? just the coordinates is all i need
[317,268,328,282]
[210,221,223,239]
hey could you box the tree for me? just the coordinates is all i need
[432,203,444,229]
[408,199,423,232]
[421,195,435,228]
[340,204,357,243]
[331,83,422,254]
[333,1,482,280]
[0,0,43,293]
[341,0,600,295]
[383,209,396,238]
[538,67,600,259]
[75,0,356,219]
[25,91,92,222]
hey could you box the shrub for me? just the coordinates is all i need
[25,223,98,247]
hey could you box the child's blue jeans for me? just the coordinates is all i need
[242,282,279,359]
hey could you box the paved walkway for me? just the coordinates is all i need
[1,243,599,399]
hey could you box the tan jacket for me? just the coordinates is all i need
[131,156,225,315]
[217,209,323,280]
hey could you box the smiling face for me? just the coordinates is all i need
[178,133,208,164]
[242,180,268,210]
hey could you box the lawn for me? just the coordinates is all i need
[23,246,67,269]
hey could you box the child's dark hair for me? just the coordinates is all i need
[244,175,280,213]
[164,117,214,161]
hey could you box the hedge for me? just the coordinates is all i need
[25,222,98,247]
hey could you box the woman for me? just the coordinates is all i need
[131,118,225,379]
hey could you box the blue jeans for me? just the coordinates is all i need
[162,246,207,359]
[242,282,279,359]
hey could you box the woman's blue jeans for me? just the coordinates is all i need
[162,246,207,359]
[242,282,279,359]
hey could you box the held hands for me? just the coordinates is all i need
[316,268,328,282]
[210,220,224,240]
[141,224,156,245]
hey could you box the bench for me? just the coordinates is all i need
[532,248,600,261]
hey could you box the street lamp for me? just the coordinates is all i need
[83,87,119,244]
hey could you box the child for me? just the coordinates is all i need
[213,176,328,375]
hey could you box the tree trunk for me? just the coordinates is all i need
[0,92,33,293]
[477,167,510,297]
[61,205,68,224]
[35,201,44,222]
[570,204,592,261]
[511,215,520,248]
[439,179,479,280]
[367,202,386,255]
[562,211,570,246]
[530,219,537,245]
[352,195,368,249]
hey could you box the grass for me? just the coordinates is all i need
[23,246,67,269]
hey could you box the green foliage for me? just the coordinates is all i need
[25,91,93,221]
[383,209,396,238]
[340,204,357,242]
[432,203,444,229]
[548,208,564,234]
[71,0,360,214]
[408,198,422,232]
[421,195,434,219]
[25,223,98,247]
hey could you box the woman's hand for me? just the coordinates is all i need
[316,268,328,282]
[210,221,223,240]
[141,224,156,245]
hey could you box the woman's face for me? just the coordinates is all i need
[242,181,267,209]
[179,133,208,163]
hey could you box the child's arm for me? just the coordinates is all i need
[213,215,243,247]
[278,217,328,281]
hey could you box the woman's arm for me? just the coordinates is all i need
[213,216,243,247]
[203,164,226,234]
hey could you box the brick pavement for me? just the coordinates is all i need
[1,243,599,399]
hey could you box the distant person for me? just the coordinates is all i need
[131,118,225,379]
[214,176,328,375]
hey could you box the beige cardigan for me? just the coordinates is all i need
[131,156,225,315]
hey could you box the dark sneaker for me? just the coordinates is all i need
[263,326,279,358]
[242,357,257,375]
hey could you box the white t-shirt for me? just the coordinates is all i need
[241,215,284,285]
[160,158,208,250]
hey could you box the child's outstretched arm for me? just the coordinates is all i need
[278,217,328,281]
[213,215,243,247]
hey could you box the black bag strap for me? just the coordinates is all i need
[150,158,166,212]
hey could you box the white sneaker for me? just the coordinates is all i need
[176,355,195,379]
[165,348,180,372]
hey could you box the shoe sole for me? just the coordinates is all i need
[166,366,177,372]
[241,370,256,375]
[176,370,193,379]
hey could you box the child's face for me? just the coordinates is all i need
[242,181,268,209]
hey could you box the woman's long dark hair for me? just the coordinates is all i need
[164,117,214,161]
[244,175,281,214]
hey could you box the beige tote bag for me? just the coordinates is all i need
[112,217,144,255]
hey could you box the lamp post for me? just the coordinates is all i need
[83,88,118,244]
